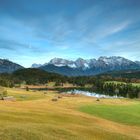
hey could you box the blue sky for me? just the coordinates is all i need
[0,0,140,67]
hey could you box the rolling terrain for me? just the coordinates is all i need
[0,56,140,76]
[0,59,23,73]
[98,70,140,79]
[0,88,140,140]
[38,57,140,76]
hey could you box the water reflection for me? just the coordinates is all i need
[66,89,124,99]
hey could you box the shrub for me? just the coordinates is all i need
[0,87,8,100]
[26,86,29,91]
[52,97,58,101]
[3,90,8,97]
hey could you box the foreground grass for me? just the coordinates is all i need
[6,88,46,101]
[79,103,140,126]
[0,88,139,140]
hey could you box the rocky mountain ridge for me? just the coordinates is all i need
[33,56,140,76]
[0,59,23,73]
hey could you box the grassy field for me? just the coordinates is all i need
[0,88,140,140]
[105,81,140,87]
[132,83,140,87]
[79,103,140,126]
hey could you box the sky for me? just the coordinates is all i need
[0,0,140,67]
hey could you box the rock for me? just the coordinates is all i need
[58,95,62,98]
[52,97,58,101]
[2,96,16,101]
[96,98,100,101]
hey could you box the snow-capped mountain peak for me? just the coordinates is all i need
[31,57,140,75]
[49,58,75,68]
[75,58,89,68]
[32,63,42,68]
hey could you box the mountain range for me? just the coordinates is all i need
[32,56,140,76]
[0,57,140,76]
[0,59,23,73]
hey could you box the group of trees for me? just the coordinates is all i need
[0,68,67,86]
[0,68,140,98]
[67,77,140,98]
[102,83,140,98]
[0,74,14,87]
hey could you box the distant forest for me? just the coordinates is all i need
[0,68,140,98]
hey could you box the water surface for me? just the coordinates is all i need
[65,89,124,99]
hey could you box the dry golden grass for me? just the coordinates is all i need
[0,88,139,140]
[20,82,76,89]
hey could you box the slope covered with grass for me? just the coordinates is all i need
[0,88,140,140]
[79,103,140,126]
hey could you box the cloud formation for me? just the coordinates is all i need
[0,0,140,67]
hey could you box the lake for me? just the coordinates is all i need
[28,87,125,98]
[64,89,124,99]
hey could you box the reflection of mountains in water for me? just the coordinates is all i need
[66,89,124,98]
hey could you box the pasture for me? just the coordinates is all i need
[105,81,140,87]
[0,88,139,140]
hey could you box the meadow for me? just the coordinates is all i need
[106,81,140,87]
[0,88,140,140]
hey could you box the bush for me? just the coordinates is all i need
[3,90,8,97]
[52,97,58,101]
[26,86,29,91]
[0,87,8,100]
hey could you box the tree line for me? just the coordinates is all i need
[0,68,140,98]
[98,82,140,98]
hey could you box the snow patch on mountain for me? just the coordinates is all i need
[31,56,140,70]
[32,63,42,68]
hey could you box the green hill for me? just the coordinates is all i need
[0,68,67,86]
[98,70,140,79]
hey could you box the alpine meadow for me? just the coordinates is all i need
[0,0,140,140]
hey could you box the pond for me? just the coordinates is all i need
[64,89,124,99]
[28,87,125,98]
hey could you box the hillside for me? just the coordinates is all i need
[98,70,140,79]
[12,68,66,84]
[0,88,140,140]
[39,64,87,76]
[0,57,140,76]
[38,57,140,76]
[0,59,23,73]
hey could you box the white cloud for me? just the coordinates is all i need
[100,21,130,38]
